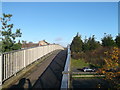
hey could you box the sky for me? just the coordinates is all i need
[1,2,118,47]
[1,0,119,2]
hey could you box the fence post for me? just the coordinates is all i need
[0,54,2,85]
[24,50,26,68]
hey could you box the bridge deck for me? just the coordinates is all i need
[8,50,67,89]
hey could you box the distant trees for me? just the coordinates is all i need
[71,33,120,53]
[22,40,27,44]
[83,35,101,52]
[115,34,120,48]
[101,34,116,47]
[70,33,120,63]
[70,33,120,88]
[70,33,101,53]
[70,33,83,53]
[0,41,2,53]
[0,13,22,52]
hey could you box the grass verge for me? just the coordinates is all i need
[72,75,105,78]
[71,58,89,70]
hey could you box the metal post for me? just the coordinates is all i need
[24,50,26,68]
[0,54,3,85]
[15,52,17,76]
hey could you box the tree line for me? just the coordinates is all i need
[70,33,120,88]
[70,32,120,67]
[70,32,120,53]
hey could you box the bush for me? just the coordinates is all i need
[71,52,85,60]
[71,47,114,67]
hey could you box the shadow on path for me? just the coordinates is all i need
[9,78,32,90]
[8,50,67,89]
[32,50,67,89]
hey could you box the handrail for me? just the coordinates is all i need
[61,45,71,89]
[0,44,64,85]
[1,44,58,54]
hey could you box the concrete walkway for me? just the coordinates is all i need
[33,50,67,89]
[8,50,67,89]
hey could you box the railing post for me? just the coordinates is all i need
[0,45,63,85]
[24,50,26,68]
[15,52,17,76]
[0,54,3,85]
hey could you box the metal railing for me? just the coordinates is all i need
[61,46,71,89]
[0,44,64,85]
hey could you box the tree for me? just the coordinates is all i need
[115,34,120,48]
[22,40,27,44]
[97,47,120,89]
[82,36,90,51]
[83,35,101,52]
[0,41,2,53]
[12,40,22,50]
[101,34,116,47]
[70,32,83,53]
[0,13,22,52]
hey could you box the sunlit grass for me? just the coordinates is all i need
[71,58,89,69]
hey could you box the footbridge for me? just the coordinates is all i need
[0,44,71,89]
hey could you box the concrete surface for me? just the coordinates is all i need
[7,50,67,89]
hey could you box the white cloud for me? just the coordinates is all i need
[54,37,63,42]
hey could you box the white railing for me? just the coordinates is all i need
[61,46,71,89]
[0,44,64,85]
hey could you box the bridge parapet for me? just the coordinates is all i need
[0,44,64,85]
[61,45,71,89]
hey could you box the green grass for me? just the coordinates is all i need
[72,76,105,79]
[72,74,105,78]
[71,58,89,69]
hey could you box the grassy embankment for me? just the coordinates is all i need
[71,58,100,70]
[71,58,105,78]
[71,58,89,70]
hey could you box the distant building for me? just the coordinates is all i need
[38,40,49,46]
[22,40,49,49]
[22,42,39,49]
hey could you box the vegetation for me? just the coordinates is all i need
[96,47,120,88]
[0,13,22,52]
[83,35,101,52]
[70,33,120,65]
[71,58,89,69]
[0,41,2,53]
[70,33,120,89]
[115,34,120,48]
[101,33,116,47]
[70,32,83,53]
